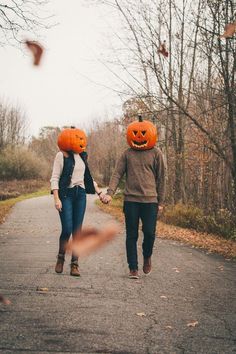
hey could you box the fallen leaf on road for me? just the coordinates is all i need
[172,267,180,273]
[36,287,49,292]
[136,312,146,317]
[187,321,198,327]
[217,266,224,271]
[165,325,173,329]
[0,294,11,305]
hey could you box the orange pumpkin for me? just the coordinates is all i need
[57,127,87,153]
[126,115,157,150]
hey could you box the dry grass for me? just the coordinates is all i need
[97,199,236,259]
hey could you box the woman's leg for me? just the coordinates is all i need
[71,187,86,263]
[58,193,73,256]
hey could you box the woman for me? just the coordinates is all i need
[50,127,103,276]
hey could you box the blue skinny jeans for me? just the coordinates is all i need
[58,186,86,262]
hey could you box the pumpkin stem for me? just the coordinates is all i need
[138,114,143,122]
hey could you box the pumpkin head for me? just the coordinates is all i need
[126,115,157,150]
[57,127,87,153]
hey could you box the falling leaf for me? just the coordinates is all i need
[136,312,146,317]
[66,223,120,257]
[220,22,236,39]
[0,294,11,305]
[36,287,49,292]
[187,320,199,327]
[25,40,44,66]
[160,295,167,299]
[158,40,169,57]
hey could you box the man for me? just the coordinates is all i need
[102,115,165,279]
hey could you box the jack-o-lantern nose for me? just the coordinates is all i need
[136,132,143,139]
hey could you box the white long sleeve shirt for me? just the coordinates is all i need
[50,151,85,190]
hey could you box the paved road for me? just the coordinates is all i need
[0,195,235,354]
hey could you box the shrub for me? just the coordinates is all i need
[162,203,236,240]
[0,146,50,180]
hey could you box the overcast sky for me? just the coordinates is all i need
[0,1,124,137]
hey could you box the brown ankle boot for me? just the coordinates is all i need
[143,257,152,275]
[55,254,65,273]
[70,261,80,277]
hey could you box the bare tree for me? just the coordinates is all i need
[0,101,27,148]
[0,0,53,46]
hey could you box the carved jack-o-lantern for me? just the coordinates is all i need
[57,127,87,153]
[126,115,157,150]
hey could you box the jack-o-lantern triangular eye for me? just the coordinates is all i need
[133,130,138,136]
[141,130,146,136]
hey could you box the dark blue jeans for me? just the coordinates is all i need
[123,201,158,270]
[58,186,86,262]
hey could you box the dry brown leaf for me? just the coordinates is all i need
[217,266,224,271]
[220,22,236,38]
[0,294,11,305]
[136,312,146,317]
[25,40,44,65]
[36,287,49,292]
[66,223,120,257]
[165,325,173,329]
[173,267,180,273]
[187,320,199,327]
[158,40,169,57]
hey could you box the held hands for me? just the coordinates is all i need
[100,193,112,204]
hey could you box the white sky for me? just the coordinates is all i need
[0,1,124,137]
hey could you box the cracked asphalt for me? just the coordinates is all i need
[0,194,235,354]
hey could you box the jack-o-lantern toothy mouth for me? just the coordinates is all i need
[131,140,148,148]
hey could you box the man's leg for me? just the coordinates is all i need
[140,203,158,273]
[123,201,140,271]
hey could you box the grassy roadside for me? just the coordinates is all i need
[96,196,236,259]
[0,187,49,225]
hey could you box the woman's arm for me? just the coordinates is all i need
[93,180,105,200]
[52,189,62,211]
[50,152,63,211]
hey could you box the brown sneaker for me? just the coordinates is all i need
[129,270,139,279]
[70,262,80,277]
[55,254,65,274]
[143,257,152,275]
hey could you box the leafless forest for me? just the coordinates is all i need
[0,0,235,238]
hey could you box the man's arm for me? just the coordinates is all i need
[156,150,166,207]
[102,151,127,203]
